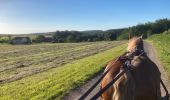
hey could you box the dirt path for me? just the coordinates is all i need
[144,42,170,96]
[63,42,170,100]
[63,73,102,100]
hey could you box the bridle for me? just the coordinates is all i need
[79,46,169,100]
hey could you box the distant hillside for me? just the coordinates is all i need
[81,30,104,34]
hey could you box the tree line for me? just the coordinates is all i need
[51,18,170,42]
[0,18,170,44]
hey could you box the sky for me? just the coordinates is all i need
[0,0,170,34]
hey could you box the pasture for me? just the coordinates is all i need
[0,41,126,100]
[148,34,170,77]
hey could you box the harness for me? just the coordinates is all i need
[79,48,169,100]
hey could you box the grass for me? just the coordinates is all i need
[0,41,124,83]
[0,43,126,100]
[148,34,170,77]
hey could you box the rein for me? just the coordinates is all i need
[78,54,123,100]
[91,70,125,100]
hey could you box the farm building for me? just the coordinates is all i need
[10,37,32,44]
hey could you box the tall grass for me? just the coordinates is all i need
[148,34,170,77]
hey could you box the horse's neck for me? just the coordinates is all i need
[105,59,122,78]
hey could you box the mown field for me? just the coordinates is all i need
[148,34,170,77]
[0,41,126,100]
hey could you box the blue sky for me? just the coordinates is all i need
[0,0,170,34]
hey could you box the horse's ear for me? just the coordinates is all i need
[139,34,143,39]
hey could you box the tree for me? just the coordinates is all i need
[66,35,75,42]
[34,35,45,43]
[147,30,152,37]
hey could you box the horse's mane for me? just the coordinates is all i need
[127,36,144,52]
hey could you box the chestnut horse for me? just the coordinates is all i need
[101,36,161,100]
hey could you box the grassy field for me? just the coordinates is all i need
[0,41,126,100]
[0,41,124,83]
[148,34,170,77]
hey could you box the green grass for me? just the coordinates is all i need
[0,43,126,100]
[148,34,170,77]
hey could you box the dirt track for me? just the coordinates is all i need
[63,42,170,100]
[144,42,170,96]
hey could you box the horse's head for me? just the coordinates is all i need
[127,35,144,52]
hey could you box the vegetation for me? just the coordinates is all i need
[33,35,46,43]
[51,18,170,42]
[0,18,170,99]
[148,34,170,77]
[1,18,170,44]
[0,41,124,83]
[0,42,126,100]
[0,36,11,43]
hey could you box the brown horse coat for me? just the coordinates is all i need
[101,37,161,100]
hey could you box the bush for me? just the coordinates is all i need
[162,29,170,34]
[33,35,45,43]
[0,36,11,43]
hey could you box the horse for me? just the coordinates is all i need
[101,36,161,100]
